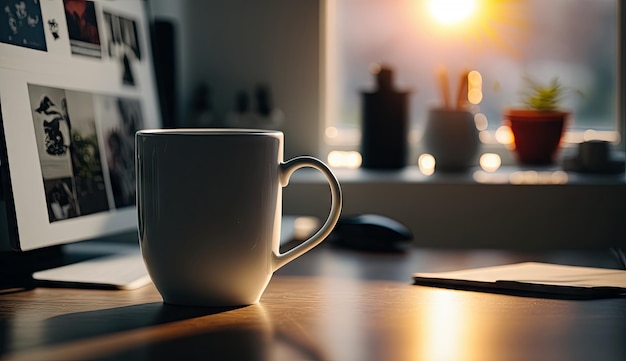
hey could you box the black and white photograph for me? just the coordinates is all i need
[28,85,73,174]
[102,10,141,86]
[29,84,116,220]
[63,0,101,58]
[64,89,110,215]
[0,0,46,51]
[96,95,143,209]
[43,177,77,221]
[28,84,80,222]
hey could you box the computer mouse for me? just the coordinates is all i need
[328,214,413,253]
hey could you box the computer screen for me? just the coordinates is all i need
[0,0,160,252]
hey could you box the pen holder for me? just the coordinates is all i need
[422,108,480,172]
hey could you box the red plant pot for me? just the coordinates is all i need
[504,109,568,165]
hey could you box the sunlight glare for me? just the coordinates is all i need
[428,0,477,25]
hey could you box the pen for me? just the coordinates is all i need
[436,65,451,109]
[456,68,469,109]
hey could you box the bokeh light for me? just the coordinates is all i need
[479,153,501,172]
[328,150,362,168]
[418,154,436,175]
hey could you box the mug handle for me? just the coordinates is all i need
[272,156,342,271]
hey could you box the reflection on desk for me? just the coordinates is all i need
[1,245,625,361]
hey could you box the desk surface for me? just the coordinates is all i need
[1,246,625,361]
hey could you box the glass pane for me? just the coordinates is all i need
[331,0,618,140]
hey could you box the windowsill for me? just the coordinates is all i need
[283,163,626,250]
[290,164,626,186]
[322,130,624,172]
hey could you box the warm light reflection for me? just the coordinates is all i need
[409,129,420,144]
[319,278,366,361]
[478,130,492,143]
[510,170,537,184]
[473,170,510,184]
[418,290,468,360]
[551,171,569,184]
[293,216,320,240]
[428,0,477,25]
[509,171,569,184]
[583,129,620,143]
[468,89,482,104]
[418,154,436,176]
[474,113,488,131]
[563,130,621,145]
[325,126,339,139]
[474,170,569,184]
[328,150,362,169]
[583,129,600,142]
[479,153,501,172]
[495,125,514,146]
[467,70,483,104]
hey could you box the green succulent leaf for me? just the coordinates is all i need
[520,76,578,111]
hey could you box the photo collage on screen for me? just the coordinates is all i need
[2,0,143,85]
[1,0,148,223]
[28,84,143,222]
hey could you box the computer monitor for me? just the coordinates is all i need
[0,0,160,254]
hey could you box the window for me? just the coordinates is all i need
[324,0,620,166]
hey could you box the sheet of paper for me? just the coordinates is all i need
[413,262,626,297]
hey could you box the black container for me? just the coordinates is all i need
[361,66,409,169]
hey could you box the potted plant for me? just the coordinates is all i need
[504,76,576,165]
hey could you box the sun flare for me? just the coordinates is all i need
[420,0,528,56]
[428,0,477,25]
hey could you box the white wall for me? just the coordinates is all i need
[148,0,323,159]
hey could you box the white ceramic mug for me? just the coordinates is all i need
[423,108,480,171]
[136,129,342,307]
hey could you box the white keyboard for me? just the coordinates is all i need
[32,243,150,290]
[32,253,152,290]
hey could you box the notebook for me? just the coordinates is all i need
[413,262,626,298]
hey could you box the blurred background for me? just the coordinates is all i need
[145,0,625,249]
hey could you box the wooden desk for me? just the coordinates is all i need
[1,246,625,361]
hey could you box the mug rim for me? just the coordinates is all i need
[136,128,282,136]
